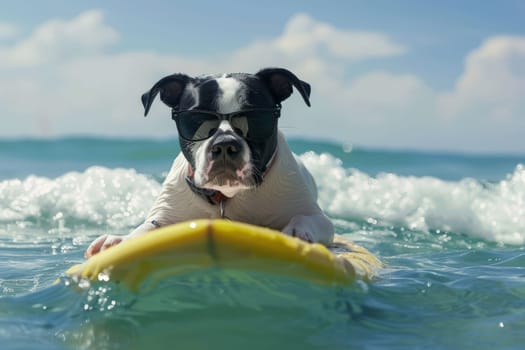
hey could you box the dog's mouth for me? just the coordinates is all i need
[196,159,254,197]
[205,160,253,186]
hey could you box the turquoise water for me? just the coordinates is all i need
[1,138,524,349]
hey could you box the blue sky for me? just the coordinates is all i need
[1,1,524,154]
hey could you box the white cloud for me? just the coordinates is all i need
[0,10,524,154]
[228,13,406,78]
[436,36,525,152]
[276,13,407,61]
[0,10,118,68]
[439,36,525,119]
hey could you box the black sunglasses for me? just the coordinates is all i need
[171,106,281,141]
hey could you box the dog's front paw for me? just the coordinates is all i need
[282,214,334,245]
[85,234,125,258]
[292,229,314,243]
[282,216,315,243]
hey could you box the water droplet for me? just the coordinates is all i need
[97,271,110,282]
[78,279,91,289]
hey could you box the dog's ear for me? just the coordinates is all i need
[255,68,311,107]
[141,74,192,116]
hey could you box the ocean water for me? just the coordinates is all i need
[1,137,524,349]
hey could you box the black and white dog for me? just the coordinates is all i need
[86,68,334,257]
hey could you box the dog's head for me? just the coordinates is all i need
[141,68,311,197]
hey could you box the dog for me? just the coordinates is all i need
[85,67,334,257]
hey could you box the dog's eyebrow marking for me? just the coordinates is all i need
[186,83,200,109]
[216,75,243,114]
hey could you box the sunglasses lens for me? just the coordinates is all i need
[176,112,220,141]
[236,110,277,139]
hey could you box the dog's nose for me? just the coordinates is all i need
[210,134,243,161]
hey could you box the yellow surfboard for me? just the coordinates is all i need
[66,220,381,291]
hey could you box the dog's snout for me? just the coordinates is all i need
[210,134,243,161]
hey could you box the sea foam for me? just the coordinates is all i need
[0,167,161,229]
[301,152,525,245]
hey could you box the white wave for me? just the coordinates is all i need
[300,152,525,245]
[0,167,161,229]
